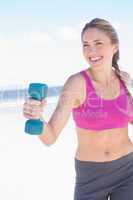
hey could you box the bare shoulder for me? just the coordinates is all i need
[62,71,85,108]
[66,71,84,86]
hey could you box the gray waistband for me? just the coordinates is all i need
[75,150,133,167]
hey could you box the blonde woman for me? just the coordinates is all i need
[23,18,133,200]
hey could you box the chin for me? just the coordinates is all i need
[90,64,103,70]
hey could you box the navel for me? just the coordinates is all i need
[104,151,110,155]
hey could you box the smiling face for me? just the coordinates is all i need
[82,28,118,70]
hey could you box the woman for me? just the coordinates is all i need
[23,18,133,199]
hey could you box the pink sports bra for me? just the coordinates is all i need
[72,69,133,131]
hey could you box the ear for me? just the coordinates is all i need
[113,43,119,54]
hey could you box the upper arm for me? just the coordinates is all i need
[48,74,80,141]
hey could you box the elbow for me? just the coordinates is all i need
[46,134,58,146]
[43,139,56,147]
[38,133,57,147]
[38,138,55,147]
[38,122,59,146]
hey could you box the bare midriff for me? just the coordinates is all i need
[74,69,133,162]
[75,126,133,162]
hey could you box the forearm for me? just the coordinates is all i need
[38,121,56,146]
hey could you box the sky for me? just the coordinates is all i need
[0,0,133,88]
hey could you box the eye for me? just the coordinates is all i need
[83,44,88,47]
[96,42,103,45]
[83,44,90,48]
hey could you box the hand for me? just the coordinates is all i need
[23,98,47,119]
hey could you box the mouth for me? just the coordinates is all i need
[89,56,103,64]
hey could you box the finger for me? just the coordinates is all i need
[26,99,41,106]
[24,102,43,111]
[23,107,41,117]
[23,107,32,115]
[23,107,43,118]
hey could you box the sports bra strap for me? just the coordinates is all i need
[80,70,95,91]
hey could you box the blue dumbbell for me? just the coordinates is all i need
[25,83,48,135]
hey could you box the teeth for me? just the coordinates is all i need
[90,57,102,61]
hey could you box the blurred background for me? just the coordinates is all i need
[0,0,133,199]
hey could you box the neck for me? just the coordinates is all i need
[89,67,116,85]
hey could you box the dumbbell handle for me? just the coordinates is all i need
[24,83,48,135]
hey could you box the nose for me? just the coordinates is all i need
[87,46,97,56]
